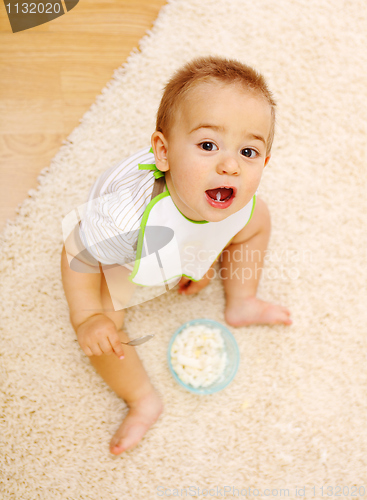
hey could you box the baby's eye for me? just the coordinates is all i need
[200,142,218,152]
[241,148,258,158]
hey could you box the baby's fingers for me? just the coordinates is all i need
[98,338,115,355]
[109,334,125,360]
[83,346,94,357]
[84,344,103,357]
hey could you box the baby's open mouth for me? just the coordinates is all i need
[205,187,234,202]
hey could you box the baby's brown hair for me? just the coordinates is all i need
[156,56,276,155]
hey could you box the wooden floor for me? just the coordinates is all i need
[0,0,167,232]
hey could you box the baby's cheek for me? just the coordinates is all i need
[251,171,263,191]
[245,177,260,195]
[239,178,260,207]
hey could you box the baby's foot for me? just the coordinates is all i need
[225,295,292,327]
[109,388,163,455]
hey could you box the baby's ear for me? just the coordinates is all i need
[151,131,170,172]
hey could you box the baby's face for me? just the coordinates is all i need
[155,81,272,222]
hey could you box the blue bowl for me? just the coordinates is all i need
[167,318,240,395]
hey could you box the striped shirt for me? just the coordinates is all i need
[79,146,156,266]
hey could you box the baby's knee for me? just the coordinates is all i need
[254,197,271,232]
[256,197,270,220]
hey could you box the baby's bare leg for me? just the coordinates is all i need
[220,197,292,326]
[90,273,163,455]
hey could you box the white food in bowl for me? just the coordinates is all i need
[170,324,227,388]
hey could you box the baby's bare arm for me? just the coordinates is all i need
[61,245,125,358]
[61,244,103,329]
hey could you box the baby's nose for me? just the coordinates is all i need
[216,155,240,175]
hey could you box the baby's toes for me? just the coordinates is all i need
[110,423,147,453]
[265,304,291,325]
[276,308,292,325]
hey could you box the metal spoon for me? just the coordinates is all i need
[121,334,155,346]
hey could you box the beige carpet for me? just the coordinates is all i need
[1,0,367,498]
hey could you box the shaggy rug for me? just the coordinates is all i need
[1,0,367,498]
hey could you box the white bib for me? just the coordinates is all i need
[129,187,256,287]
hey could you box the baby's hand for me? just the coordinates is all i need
[76,314,125,359]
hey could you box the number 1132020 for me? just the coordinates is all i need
[6,3,61,14]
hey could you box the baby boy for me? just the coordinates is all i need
[61,56,292,456]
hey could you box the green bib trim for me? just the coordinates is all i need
[138,163,165,179]
[249,193,257,221]
[128,189,170,283]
